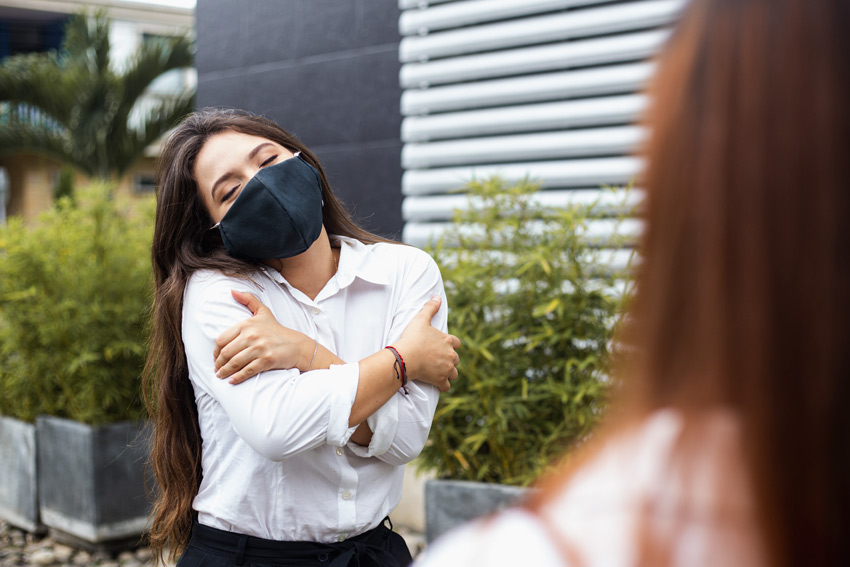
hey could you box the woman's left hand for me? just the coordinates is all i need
[214,290,314,384]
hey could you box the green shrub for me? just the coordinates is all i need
[0,185,153,424]
[422,177,632,485]
[53,166,76,203]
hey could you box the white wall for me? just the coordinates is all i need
[398,0,685,256]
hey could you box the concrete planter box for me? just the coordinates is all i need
[36,416,151,546]
[0,416,41,532]
[425,479,530,543]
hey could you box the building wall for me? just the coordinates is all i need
[0,153,157,224]
[115,157,158,199]
[195,0,405,239]
[0,154,56,220]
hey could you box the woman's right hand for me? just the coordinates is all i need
[392,296,461,392]
[214,290,315,384]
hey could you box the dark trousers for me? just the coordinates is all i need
[177,519,413,567]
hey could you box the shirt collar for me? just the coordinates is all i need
[331,235,391,288]
[260,235,390,291]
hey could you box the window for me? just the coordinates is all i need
[133,173,157,194]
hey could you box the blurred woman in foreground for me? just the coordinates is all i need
[418,0,849,565]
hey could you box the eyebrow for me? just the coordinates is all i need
[210,142,276,202]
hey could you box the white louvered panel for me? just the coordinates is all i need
[402,157,642,196]
[403,218,642,249]
[402,127,644,169]
[402,188,644,222]
[399,0,609,36]
[428,253,635,281]
[496,277,633,297]
[401,62,653,115]
[398,0,670,255]
[399,0,683,62]
[587,249,636,275]
[400,30,666,88]
[430,257,634,289]
[402,95,646,142]
[398,0,456,10]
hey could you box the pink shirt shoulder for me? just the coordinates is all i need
[418,410,766,567]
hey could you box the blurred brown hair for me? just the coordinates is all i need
[532,0,850,565]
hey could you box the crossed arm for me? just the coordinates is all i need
[214,290,459,393]
[213,290,460,447]
[183,270,461,463]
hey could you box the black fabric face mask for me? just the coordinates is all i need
[215,153,324,260]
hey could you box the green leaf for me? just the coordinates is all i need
[532,298,561,317]
[0,184,153,424]
[419,176,633,485]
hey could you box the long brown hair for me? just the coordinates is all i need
[142,108,391,562]
[531,0,849,565]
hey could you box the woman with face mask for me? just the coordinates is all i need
[143,109,461,567]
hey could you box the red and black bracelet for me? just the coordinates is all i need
[385,346,409,395]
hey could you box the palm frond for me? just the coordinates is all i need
[61,10,111,76]
[0,9,194,180]
[0,53,79,126]
[0,122,89,175]
[112,91,195,176]
[112,35,194,137]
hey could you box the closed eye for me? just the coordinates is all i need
[219,154,278,203]
[221,185,238,203]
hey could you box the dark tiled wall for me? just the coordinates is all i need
[196,0,404,238]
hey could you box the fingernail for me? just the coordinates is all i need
[431,295,441,301]
[215,371,221,378]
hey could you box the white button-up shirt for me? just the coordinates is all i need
[181,236,445,542]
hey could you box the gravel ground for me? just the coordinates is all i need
[0,521,164,567]
[0,520,424,566]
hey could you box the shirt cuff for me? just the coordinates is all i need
[347,393,400,458]
[326,362,360,447]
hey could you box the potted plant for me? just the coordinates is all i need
[0,415,39,532]
[0,185,154,546]
[420,178,633,542]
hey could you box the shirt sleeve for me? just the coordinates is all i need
[346,249,445,465]
[182,272,359,462]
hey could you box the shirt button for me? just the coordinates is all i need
[336,535,346,542]
[341,490,351,500]
[311,306,320,315]
[336,447,344,456]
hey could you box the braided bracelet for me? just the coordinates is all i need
[307,338,319,372]
[384,346,409,395]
